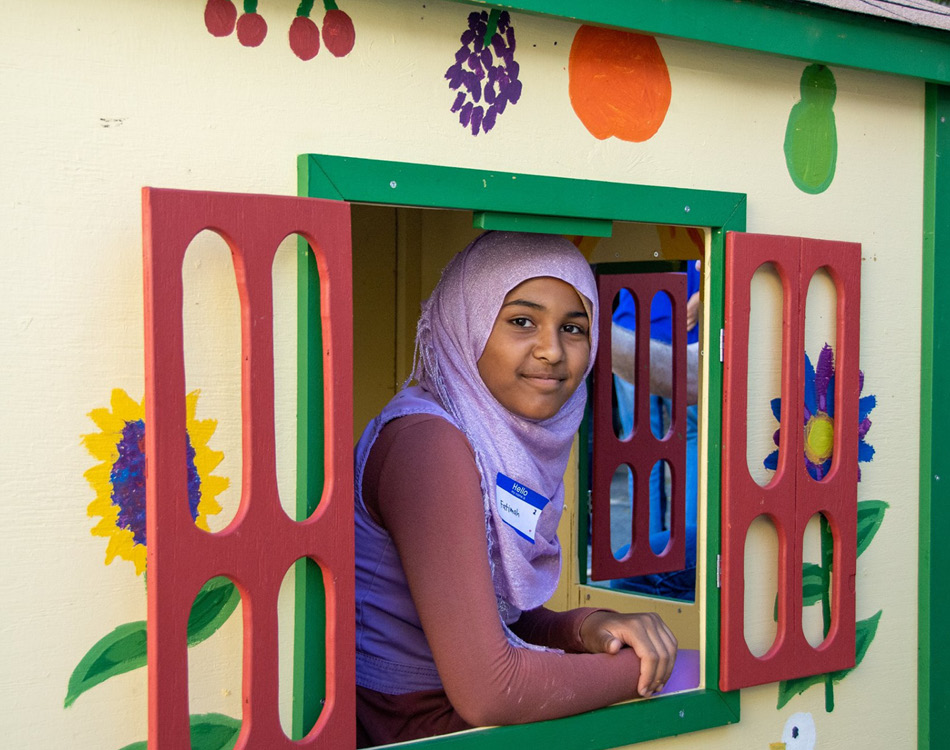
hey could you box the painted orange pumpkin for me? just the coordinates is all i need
[568,26,672,142]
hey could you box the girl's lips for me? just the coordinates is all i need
[521,373,565,390]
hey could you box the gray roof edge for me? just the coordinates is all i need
[794,0,950,31]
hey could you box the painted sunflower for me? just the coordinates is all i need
[764,343,875,480]
[82,388,229,575]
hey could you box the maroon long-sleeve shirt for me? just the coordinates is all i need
[356,414,649,746]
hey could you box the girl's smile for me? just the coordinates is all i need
[477,276,591,420]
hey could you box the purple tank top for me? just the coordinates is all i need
[354,388,456,694]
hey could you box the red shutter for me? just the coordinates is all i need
[720,232,859,691]
[142,188,354,748]
[590,272,688,580]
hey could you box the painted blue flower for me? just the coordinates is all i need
[764,343,875,480]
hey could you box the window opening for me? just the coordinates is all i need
[349,208,707,740]
[298,153,745,748]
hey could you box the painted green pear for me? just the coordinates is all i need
[785,64,837,194]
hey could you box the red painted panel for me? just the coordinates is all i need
[720,232,859,692]
[591,272,687,580]
[142,188,354,748]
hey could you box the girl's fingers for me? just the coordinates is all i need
[604,634,623,655]
[637,616,677,695]
[637,648,660,696]
[585,611,678,696]
[637,624,665,695]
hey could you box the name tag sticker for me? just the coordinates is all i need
[495,473,548,543]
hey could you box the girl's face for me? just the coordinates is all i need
[477,276,591,420]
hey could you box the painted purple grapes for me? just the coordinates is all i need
[445,10,522,136]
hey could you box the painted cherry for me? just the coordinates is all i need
[322,9,355,57]
[204,0,237,37]
[289,16,320,60]
[237,12,268,47]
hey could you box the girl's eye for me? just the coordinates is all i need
[562,323,587,336]
[511,317,534,328]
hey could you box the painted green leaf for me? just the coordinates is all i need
[186,577,242,646]
[63,620,148,709]
[118,713,241,750]
[776,610,883,710]
[856,500,889,558]
[64,578,240,707]
[776,667,826,710]
[771,500,888,621]
[483,8,501,49]
[847,609,884,673]
[773,562,826,620]
[801,562,825,607]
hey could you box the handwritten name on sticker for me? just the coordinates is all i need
[495,473,549,543]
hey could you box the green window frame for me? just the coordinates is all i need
[919,82,950,750]
[293,153,746,747]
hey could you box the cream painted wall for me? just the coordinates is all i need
[0,1,924,748]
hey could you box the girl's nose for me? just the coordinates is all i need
[533,328,564,362]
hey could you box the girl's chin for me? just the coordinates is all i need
[507,396,566,421]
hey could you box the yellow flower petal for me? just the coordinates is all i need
[197,494,223,521]
[200,475,230,498]
[83,388,228,578]
[81,433,120,463]
[111,388,144,421]
[90,515,119,536]
[83,462,114,492]
[86,406,125,434]
[194,449,225,477]
[186,390,200,422]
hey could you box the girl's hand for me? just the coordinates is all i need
[579,611,678,697]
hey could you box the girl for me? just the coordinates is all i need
[354,231,679,746]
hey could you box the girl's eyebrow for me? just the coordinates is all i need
[502,298,589,319]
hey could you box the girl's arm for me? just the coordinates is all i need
[509,605,602,653]
[370,415,676,728]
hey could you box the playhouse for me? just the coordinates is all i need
[3,1,950,748]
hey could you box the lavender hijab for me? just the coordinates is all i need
[411,231,599,619]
